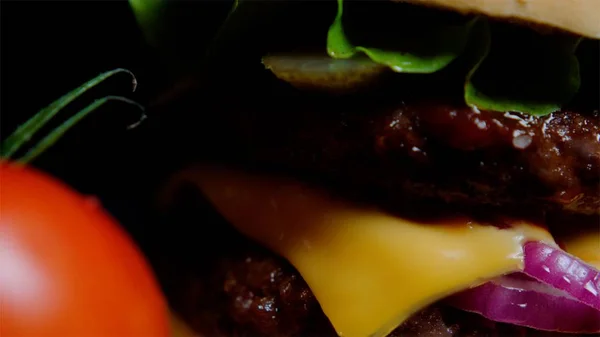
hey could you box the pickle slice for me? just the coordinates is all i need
[262,53,387,92]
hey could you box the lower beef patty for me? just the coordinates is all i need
[157,190,594,337]
[161,229,588,337]
[196,96,599,215]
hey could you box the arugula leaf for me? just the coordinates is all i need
[464,23,581,116]
[326,0,476,73]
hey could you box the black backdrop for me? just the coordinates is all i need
[1,0,231,253]
[4,0,597,271]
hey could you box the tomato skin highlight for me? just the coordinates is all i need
[0,162,169,337]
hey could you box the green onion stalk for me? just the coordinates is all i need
[0,68,145,164]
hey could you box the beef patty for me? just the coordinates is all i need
[164,244,594,337]
[156,187,597,337]
[185,91,599,216]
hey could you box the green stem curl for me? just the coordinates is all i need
[18,96,145,164]
[1,68,144,164]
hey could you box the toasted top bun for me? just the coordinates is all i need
[398,0,600,39]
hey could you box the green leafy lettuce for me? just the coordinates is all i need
[464,23,582,116]
[326,0,476,73]
[326,0,583,116]
[130,0,585,117]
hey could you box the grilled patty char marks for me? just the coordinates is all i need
[199,96,599,215]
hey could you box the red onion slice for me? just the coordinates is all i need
[523,241,600,311]
[448,274,600,333]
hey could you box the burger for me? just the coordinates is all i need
[144,0,600,336]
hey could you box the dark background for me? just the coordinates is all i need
[2,0,598,269]
[0,0,336,290]
[1,0,231,250]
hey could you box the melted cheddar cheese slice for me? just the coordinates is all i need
[166,166,555,337]
[561,230,600,269]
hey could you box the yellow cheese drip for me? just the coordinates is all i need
[168,166,554,337]
[561,229,600,269]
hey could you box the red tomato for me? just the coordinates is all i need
[0,161,169,337]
